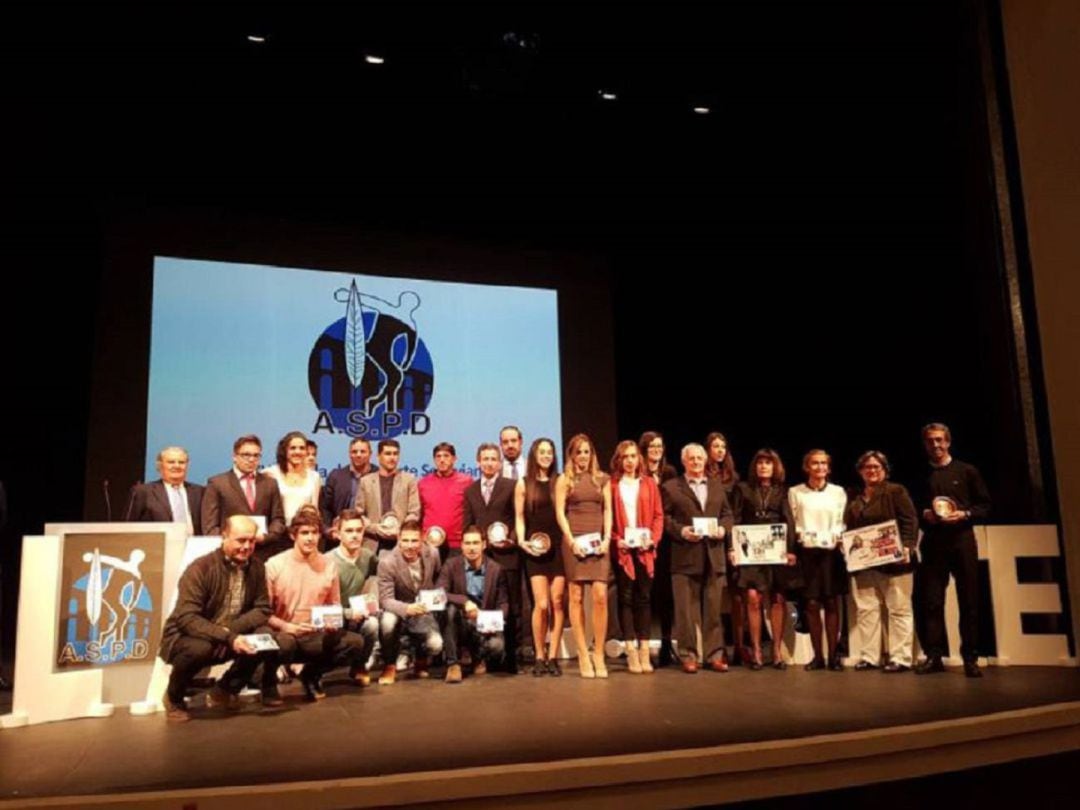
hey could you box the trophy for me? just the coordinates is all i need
[425,526,446,548]
[932,496,958,518]
[528,532,551,555]
[487,521,512,548]
[380,513,401,535]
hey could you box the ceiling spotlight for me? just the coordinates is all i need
[599,91,617,101]
[247,35,267,44]
[693,106,710,114]
[364,54,385,65]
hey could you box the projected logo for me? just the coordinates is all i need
[57,533,163,668]
[309,280,434,439]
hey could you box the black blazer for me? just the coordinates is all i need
[202,470,287,559]
[321,466,361,527]
[436,555,510,618]
[126,480,204,534]
[662,476,734,576]
[463,476,520,571]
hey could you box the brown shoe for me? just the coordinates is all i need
[682,654,699,674]
[205,684,240,711]
[350,668,372,687]
[163,695,191,723]
[378,665,397,685]
[708,657,729,673]
[473,660,488,677]
[445,664,463,683]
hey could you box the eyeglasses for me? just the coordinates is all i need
[237,452,262,459]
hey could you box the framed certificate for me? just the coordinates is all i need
[348,593,379,618]
[239,633,280,651]
[476,610,504,634]
[732,524,788,565]
[622,527,652,549]
[418,588,448,611]
[310,605,344,630]
[572,532,603,556]
[841,520,907,572]
[799,529,839,550]
[692,517,719,538]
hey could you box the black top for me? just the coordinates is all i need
[918,459,991,539]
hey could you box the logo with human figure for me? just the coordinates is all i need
[308,280,434,440]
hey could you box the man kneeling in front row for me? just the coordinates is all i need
[438,524,509,683]
[377,518,443,684]
[159,515,285,722]
[266,510,368,700]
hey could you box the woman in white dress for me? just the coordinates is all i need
[266,431,322,527]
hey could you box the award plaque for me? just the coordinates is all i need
[841,520,907,572]
[932,496,958,518]
[380,513,401,533]
[528,532,551,555]
[418,588,448,611]
[239,633,280,652]
[692,517,719,538]
[348,593,379,618]
[476,610,505,634]
[573,532,603,556]
[623,527,652,549]
[425,526,446,547]
[310,605,344,630]
[487,521,511,548]
[799,529,838,550]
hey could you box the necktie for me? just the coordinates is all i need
[169,485,188,524]
[243,475,257,511]
[510,464,519,481]
[483,479,493,505]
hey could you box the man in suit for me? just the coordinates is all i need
[126,446,205,535]
[158,515,286,722]
[376,518,443,685]
[354,439,420,558]
[202,435,287,561]
[663,443,734,674]
[320,437,376,533]
[437,524,509,683]
[463,442,524,672]
[500,426,526,480]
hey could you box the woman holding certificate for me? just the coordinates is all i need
[609,440,664,674]
[515,438,566,677]
[788,450,847,671]
[730,449,800,670]
[843,450,918,672]
[556,433,613,678]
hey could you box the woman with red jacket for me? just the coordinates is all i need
[610,440,665,674]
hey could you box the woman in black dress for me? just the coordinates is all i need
[705,431,741,664]
[730,448,800,669]
[515,438,565,676]
[639,431,678,665]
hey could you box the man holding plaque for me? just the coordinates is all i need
[266,511,368,700]
[437,525,510,682]
[662,443,734,674]
[354,439,420,559]
[915,423,992,678]
[203,435,288,561]
[464,442,525,672]
[325,509,379,685]
[376,519,444,684]
[159,515,285,722]
[419,442,473,560]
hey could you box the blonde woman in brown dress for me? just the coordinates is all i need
[555,433,613,678]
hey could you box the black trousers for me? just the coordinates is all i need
[441,603,506,666]
[616,555,653,639]
[165,628,280,704]
[652,537,675,650]
[280,629,367,680]
[502,567,523,670]
[916,531,979,661]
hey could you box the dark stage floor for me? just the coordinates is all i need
[0,663,1078,801]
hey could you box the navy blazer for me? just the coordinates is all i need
[436,555,510,618]
[126,479,204,535]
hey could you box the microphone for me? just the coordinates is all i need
[103,479,112,522]
[123,481,143,521]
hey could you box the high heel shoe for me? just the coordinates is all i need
[639,645,654,674]
[578,653,596,679]
[592,650,608,679]
[626,645,643,674]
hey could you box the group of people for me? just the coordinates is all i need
[138,422,991,721]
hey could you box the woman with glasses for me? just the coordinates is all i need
[844,450,918,672]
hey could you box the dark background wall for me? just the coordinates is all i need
[0,2,1055,661]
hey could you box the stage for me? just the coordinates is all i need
[1,661,1078,808]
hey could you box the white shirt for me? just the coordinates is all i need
[502,458,526,481]
[618,477,640,527]
[165,482,194,535]
[788,483,847,547]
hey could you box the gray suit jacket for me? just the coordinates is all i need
[354,471,420,542]
[377,544,442,618]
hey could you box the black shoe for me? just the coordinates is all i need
[658,641,674,668]
[804,657,827,672]
[772,659,788,671]
[749,659,764,671]
[853,661,878,671]
[548,659,562,677]
[915,657,946,675]
[963,660,983,678]
[532,660,548,677]
[828,657,845,672]
[301,673,326,701]
[261,686,285,707]
[882,662,910,673]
